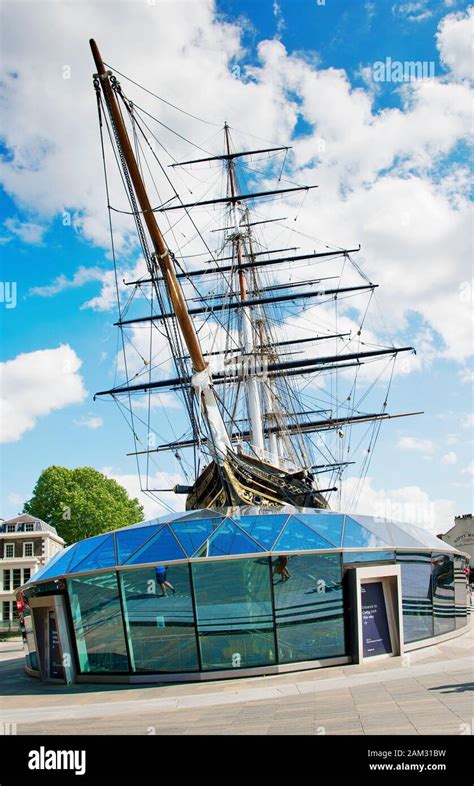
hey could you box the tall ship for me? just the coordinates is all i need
[15,40,469,690]
[91,40,419,515]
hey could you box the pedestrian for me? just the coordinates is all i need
[273,556,290,582]
[155,565,176,596]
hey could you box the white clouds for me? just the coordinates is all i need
[341,475,455,534]
[0,345,87,443]
[29,266,106,298]
[462,460,474,475]
[437,7,474,80]
[0,1,471,371]
[392,2,432,22]
[397,435,435,453]
[74,415,103,430]
[3,217,46,245]
[442,450,457,464]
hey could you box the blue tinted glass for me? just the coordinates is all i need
[273,553,345,663]
[117,525,161,564]
[397,553,433,642]
[194,519,264,558]
[171,518,221,557]
[294,514,344,547]
[192,557,275,670]
[342,517,388,549]
[71,534,116,573]
[349,515,394,546]
[273,517,333,552]
[120,565,199,672]
[68,535,112,572]
[343,550,395,563]
[68,571,129,673]
[32,545,77,581]
[125,525,185,565]
[233,515,288,550]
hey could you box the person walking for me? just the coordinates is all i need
[273,556,290,582]
[155,565,176,596]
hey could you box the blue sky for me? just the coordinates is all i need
[0,0,472,530]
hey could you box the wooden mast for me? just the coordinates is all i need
[90,39,206,374]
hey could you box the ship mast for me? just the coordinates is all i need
[223,123,265,460]
[89,39,231,460]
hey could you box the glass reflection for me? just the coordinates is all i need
[342,517,387,549]
[67,572,129,672]
[343,551,395,563]
[120,565,199,672]
[192,557,275,670]
[454,555,468,629]
[273,553,345,663]
[432,553,455,635]
[397,553,433,642]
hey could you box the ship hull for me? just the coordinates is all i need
[185,451,328,510]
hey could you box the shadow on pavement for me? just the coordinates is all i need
[429,682,474,694]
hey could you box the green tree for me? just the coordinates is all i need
[23,466,144,544]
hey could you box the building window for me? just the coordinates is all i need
[12,569,22,589]
[2,601,10,622]
[67,572,129,673]
[273,553,346,663]
[192,557,276,671]
[23,568,31,584]
[397,552,433,642]
[25,523,35,532]
[4,544,14,559]
[6,525,16,532]
[432,553,455,636]
[3,570,11,591]
[120,565,199,673]
[23,543,34,558]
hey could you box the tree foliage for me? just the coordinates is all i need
[23,466,144,544]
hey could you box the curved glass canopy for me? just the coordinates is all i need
[26,509,457,586]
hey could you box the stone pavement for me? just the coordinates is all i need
[1,626,472,735]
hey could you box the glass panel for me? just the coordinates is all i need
[71,534,116,573]
[116,525,161,565]
[273,517,333,552]
[120,565,198,672]
[192,557,275,670]
[432,553,455,635]
[349,515,394,546]
[32,545,77,582]
[342,517,389,549]
[68,535,111,573]
[273,553,345,663]
[231,515,288,550]
[294,513,344,547]
[454,555,468,629]
[397,553,433,642]
[67,571,129,672]
[125,526,186,565]
[343,551,395,563]
[194,519,264,558]
[170,518,221,557]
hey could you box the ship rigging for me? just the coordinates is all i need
[90,39,420,513]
